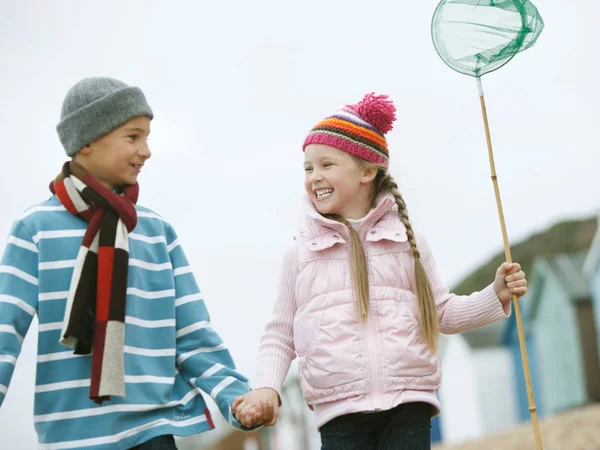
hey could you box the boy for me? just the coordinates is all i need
[0,77,269,449]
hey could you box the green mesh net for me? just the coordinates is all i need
[431,0,544,77]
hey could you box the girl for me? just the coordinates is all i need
[232,93,527,449]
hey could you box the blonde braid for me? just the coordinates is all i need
[325,215,370,324]
[379,170,439,352]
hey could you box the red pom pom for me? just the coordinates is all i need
[355,93,397,134]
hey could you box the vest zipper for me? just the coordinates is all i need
[360,225,383,411]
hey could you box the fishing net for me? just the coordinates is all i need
[430,2,546,448]
[431,0,544,77]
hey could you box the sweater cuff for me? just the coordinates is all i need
[252,380,283,406]
[481,283,512,320]
[255,357,289,399]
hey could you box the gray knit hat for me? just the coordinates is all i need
[57,77,154,156]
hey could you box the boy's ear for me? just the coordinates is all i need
[78,144,92,155]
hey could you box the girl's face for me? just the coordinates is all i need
[304,144,376,220]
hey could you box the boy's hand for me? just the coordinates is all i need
[494,262,528,303]
[232,388,280,427]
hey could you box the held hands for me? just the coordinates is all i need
[232,388,280,428]
[493,262,528,303]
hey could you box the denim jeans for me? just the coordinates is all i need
[320,402,433,450]
[130,435,178,450]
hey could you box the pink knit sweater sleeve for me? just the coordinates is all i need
[254,246,298,395]
[416,233,511,334]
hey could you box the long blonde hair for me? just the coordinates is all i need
[327,157,439,352]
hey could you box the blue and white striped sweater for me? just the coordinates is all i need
[0,196,251,449]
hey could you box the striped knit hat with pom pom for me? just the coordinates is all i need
[302,93,397,167]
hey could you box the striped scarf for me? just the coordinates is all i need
[50,161,138,404]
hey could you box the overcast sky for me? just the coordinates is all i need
[1,1,598,447]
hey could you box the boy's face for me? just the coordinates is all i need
[76,116,151,190]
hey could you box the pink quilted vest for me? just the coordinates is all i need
[293,194,441,406]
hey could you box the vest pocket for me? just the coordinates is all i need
[299,304,366,391]
[376,298,438,380]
